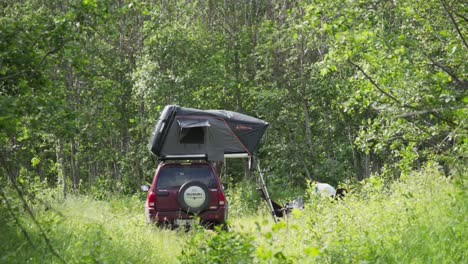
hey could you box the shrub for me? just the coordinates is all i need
[1,162,465,263]
[181,162,466,263]
[179,227,256,264]
[225,180,262,217]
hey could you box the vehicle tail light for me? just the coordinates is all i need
[218,191,226,206]
[147,191,156,208]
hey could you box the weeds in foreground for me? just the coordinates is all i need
[1,163,466,263]
[180,163,467,263]
[0,193,184,263]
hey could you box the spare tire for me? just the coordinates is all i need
[178,181,210,213]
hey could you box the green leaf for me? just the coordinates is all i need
[31,157,41,167]
[303,246,320,256]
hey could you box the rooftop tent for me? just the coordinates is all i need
[149,105,269,161]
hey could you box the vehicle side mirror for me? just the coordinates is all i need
[222,183,228,190]
[140,185,149,192]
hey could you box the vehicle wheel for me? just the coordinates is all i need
[178,181,210,214]
[215,222,229,232]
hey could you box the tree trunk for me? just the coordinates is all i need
[300,158,312,180]
[347,126,363,181]
[365,153,370,178]
[302,97,314,156]
[70,139,80,190]
[56,139,67,199]
[62,53,80,191]
[288,128,312,180]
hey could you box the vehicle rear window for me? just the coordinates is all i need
[156,166,216,189]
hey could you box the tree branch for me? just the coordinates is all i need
[439,0,468,50]
[0,73,20,81]
[0,153,66,264]
[426,55,467,88]
[349,61,458,127]
[1,43,64,82]
[348,61,408,107]
[0,186,36,248]
[395,108,446,118]
[453,10,468,23]
[40,43,65,65]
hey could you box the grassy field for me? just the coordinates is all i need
[1,163,466,263]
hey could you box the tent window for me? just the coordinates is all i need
[177,119,210,144]
[180,127,205,144]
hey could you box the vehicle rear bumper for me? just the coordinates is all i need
[146,205,228,224]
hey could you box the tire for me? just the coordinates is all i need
[178,181,210,213]
[213,222,229,232]
[221,223,229,232]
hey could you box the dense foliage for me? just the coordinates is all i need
[1,0,466,189]
[181,164,467,263]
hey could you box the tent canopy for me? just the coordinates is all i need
[149,105,269,161]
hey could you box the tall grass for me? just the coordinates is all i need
[181,163,467,263]
[0,193,184,263]
[1,163,466,263]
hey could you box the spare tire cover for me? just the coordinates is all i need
[178,181,210,213]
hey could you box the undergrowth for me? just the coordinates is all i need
[180,163,467,263]
[0,192,184,263]
[1,163,466,263]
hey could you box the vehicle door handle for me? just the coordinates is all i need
[156,191,169,196]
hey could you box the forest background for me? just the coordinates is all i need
[0,0,466,263]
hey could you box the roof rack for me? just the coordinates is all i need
[159,153,251,161]
[159,154,208,161]
[224,153,250,158]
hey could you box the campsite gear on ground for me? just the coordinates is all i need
[336,188,347,199]
[255,159,305,222]
[285,196,304,212]
[148,105,300,223]
[315,183,337,197]
[258,186,304,217]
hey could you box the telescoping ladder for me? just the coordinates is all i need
[256,161,279,223]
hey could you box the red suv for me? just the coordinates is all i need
[144,162,228,229]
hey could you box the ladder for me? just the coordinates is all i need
[256,160,280,223]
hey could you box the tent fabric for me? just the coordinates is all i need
[177,119,211,128]
[149,105,268,161]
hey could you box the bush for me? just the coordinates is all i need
[180,162,467,263]
[225,180,262,217]
[179,227,256,264]
[1,163,465,263]
[0,190,183,263]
